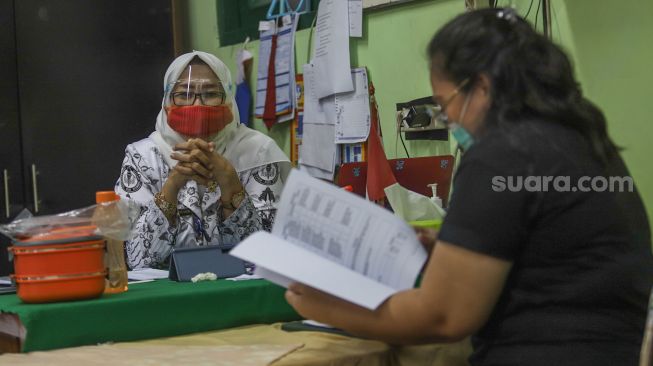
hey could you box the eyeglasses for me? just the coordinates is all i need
[434,78,469,124]
[171,91,226,106]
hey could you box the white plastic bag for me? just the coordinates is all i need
[0,199,142,242]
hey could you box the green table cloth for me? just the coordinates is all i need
[0,279,300,352]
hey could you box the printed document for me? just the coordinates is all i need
[255,15,298,118]
[231,170,427,310]
[298,123,337,172]
[254,27,275,118]
[335,67,371,143]
[303,63,336,125]
[313,0,354,98]
[349,0,363,37]
[127,268,169,281]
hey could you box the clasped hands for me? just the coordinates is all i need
[168,138,243,199]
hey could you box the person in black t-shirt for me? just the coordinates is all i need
[284,8,653,366]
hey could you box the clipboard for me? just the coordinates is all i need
[168,245,246,282]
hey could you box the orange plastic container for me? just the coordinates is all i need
[8,225,107,303]
[9,226,105,277]
[11,271,106,303]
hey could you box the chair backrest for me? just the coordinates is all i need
[337,155,455,207]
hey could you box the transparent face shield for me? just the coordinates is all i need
[164,78,227,108]
[164,78,233,138]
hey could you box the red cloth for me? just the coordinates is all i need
[366,84,397,201]
[262,34,278,130]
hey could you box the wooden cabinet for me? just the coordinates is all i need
[0,0,175,275]
[0,0,24,223]
[1,0,175,216]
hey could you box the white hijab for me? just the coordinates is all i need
[149,51,289,176]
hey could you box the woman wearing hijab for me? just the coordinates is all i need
[284,9,653,366]
[116,51,290,270]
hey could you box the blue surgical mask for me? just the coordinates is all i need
[448,93,474,150]
[449,123,475,151]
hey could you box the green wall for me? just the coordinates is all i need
[562,0,653,234]
[184,0,653,231]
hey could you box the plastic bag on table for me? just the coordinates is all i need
[0,199,142,242]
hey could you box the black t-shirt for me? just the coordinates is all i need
[438,119,653,366]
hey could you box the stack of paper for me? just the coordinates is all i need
[127,268,169,281]
[300,65,371,180]
[282,0,370,179]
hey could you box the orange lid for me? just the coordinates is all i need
[18,225,101,246]
[343,185,354,192]
[96,191,119,203]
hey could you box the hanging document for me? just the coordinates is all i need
[231,169,427,310]
[298,123,337,172]
[255,15,298,119]
[349,0,363,37]
[303,63,337,125]
[275,15,299,123]
[335,68,371,143]
[313,0,354,99]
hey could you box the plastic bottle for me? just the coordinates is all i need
[96,191,128,294]
[427,183,443,209]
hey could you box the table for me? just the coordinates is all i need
[0,279,472,365]
[0,323,472,365]
[0,279,300,352]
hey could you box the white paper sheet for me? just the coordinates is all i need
[275,170,426,290]
[277,108,295,124]
[225,274,263,281]
[313,0,354,98]
[299,163,335,180]
[127,268,169,281]
[255,27,274,118]
[274,15,298,116]
[235,49,253,84]
[302,319,334,328]
[128,279,155,285]
[298,123,337,172]
[234,231,397,310]
[231,170,427,309]
[302,63,337,125]
[335,68,371,143]
[349,0,363,37]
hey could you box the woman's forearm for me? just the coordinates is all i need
[317,288,456,345]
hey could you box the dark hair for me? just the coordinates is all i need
[427,8,618,165]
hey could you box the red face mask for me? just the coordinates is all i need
[166,105,233,138]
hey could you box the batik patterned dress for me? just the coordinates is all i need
[115,137,285,269]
